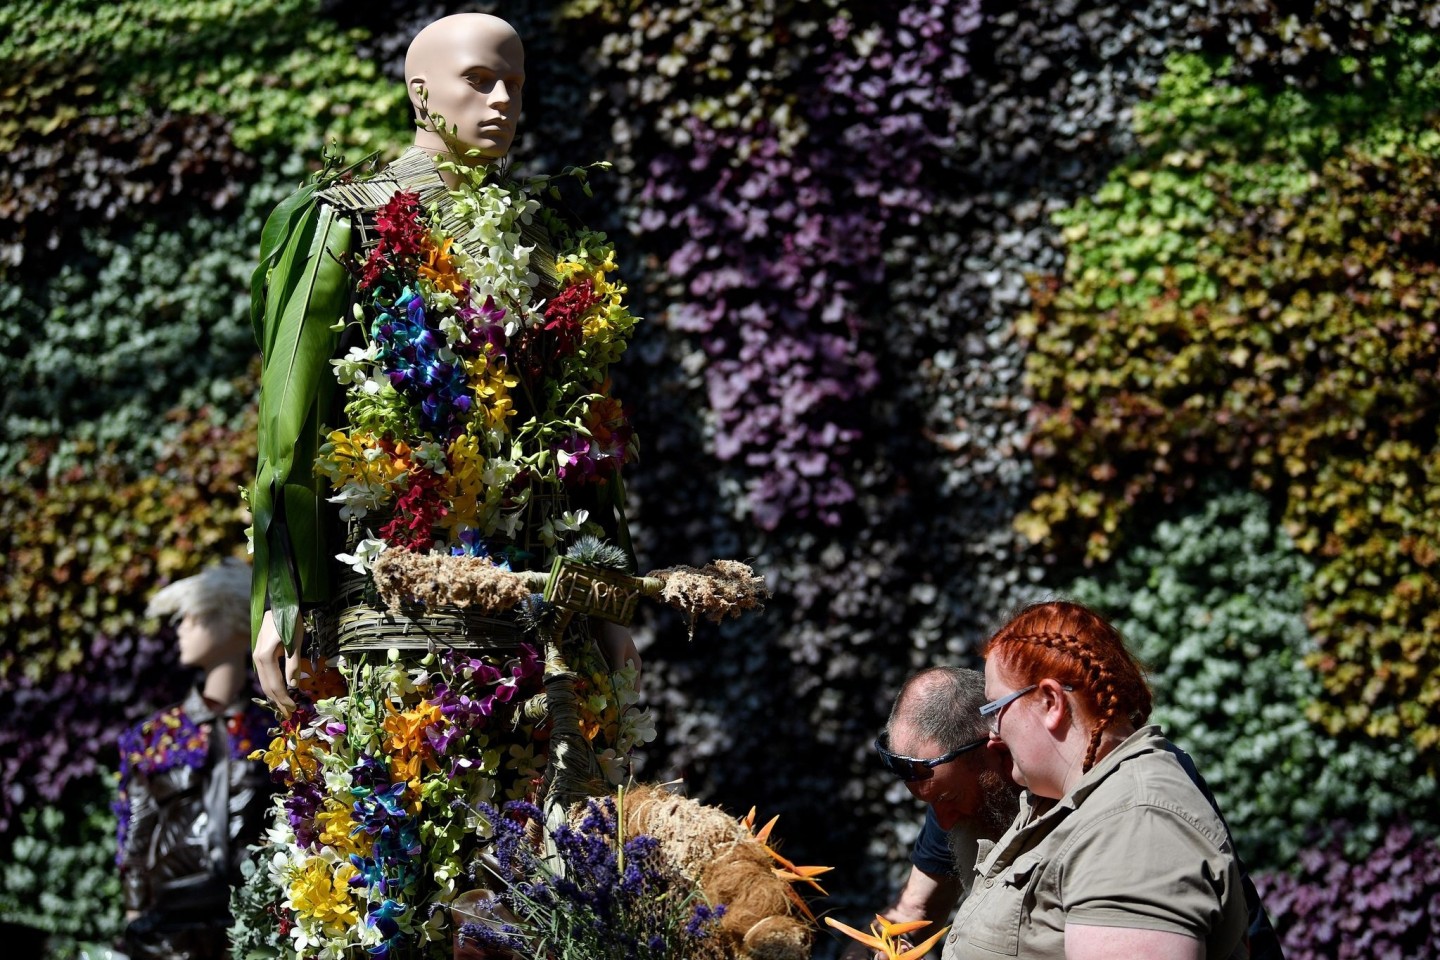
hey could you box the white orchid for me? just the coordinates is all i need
[335,537,387,574]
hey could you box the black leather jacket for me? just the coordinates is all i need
[118,686,272,917]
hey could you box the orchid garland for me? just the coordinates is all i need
[250,643,651,960]
[316,162,639,573]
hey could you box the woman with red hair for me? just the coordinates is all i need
[941,600,1252,960]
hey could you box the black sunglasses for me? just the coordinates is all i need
[873,733,988,781]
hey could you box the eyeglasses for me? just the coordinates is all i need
[979,683,1073,734]
[873,733,988,782]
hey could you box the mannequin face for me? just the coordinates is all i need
[176,613,244,671]
[408,15,525,160]
[176,612,217,668]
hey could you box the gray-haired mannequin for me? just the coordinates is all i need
[118,561,272,960]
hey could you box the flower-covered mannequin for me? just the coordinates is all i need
[243,14,653,959]
[251,12,636,710]
[117,560,272,960]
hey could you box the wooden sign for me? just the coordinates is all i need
[543,557,643,626]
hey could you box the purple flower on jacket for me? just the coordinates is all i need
[456,295,508,358]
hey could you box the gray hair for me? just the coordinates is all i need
[886,666,989,751]
[146,559,251,647]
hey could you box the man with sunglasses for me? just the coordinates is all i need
[842,666,1021,960]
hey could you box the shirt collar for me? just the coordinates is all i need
[987,725,1168,869]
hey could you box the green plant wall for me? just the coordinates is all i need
[1025,41,1440,755]
[1069,487,1438,869]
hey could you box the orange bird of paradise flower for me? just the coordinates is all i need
[824,914,951,960]
[741,807,834,923]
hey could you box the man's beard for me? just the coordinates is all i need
[945,768,1023,879]
[944,771,1025,886]
[972,767,1022,839]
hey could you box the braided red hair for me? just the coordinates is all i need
[982,601,1152,772]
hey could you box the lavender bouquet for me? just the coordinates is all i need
[456,796,727,960]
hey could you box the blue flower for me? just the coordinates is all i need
[366,898,406,942]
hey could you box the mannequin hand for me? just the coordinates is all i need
[596,620,641,683]
[254,609,302,716]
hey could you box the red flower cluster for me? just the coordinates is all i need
[513,279,600,380]
[359,191,426,291]
[380,469,449,550]
[543,278,599,355]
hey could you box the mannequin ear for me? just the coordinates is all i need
[409,79,430,119]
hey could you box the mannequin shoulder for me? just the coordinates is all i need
[317,170,408,218]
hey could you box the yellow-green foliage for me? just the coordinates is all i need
[0,0,408,158]
[0,400,255,683]
[1023,43,1440,753]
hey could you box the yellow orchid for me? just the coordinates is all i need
[252,731,322,780]
[442,434,486,529]
[316,429,410,488]
[315,799,367,858]
[287,858,361,932]
[465,354,519,429]
[824,914,951,960]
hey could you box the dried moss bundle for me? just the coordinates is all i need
[370,551,532,615]
[700,851,790,941]
[653,560,770,637]
[740,916,811,960]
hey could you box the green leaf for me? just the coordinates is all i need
[266,495,300,653]
[260,204,321,360]
[249,465,275,645]
[260,204,351,479]
[250,182,321,347]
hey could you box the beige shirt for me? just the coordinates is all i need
[941,726,1249,960]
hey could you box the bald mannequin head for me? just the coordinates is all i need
[405,13,525,162]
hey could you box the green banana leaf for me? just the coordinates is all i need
[250,153,377,348]
[260,204,351,480]
[250,182,320,349]
[267,509,300,652]
[287,395,331,607]
[248,463,274,645]
[259,206,322,365]
[602,474,636,573]
[250,199,352,650]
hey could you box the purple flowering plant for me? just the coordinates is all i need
[457,795,727,960]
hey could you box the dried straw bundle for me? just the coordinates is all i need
[371,551,532,615]
[653,560,770,637]
[613,785,811,960]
